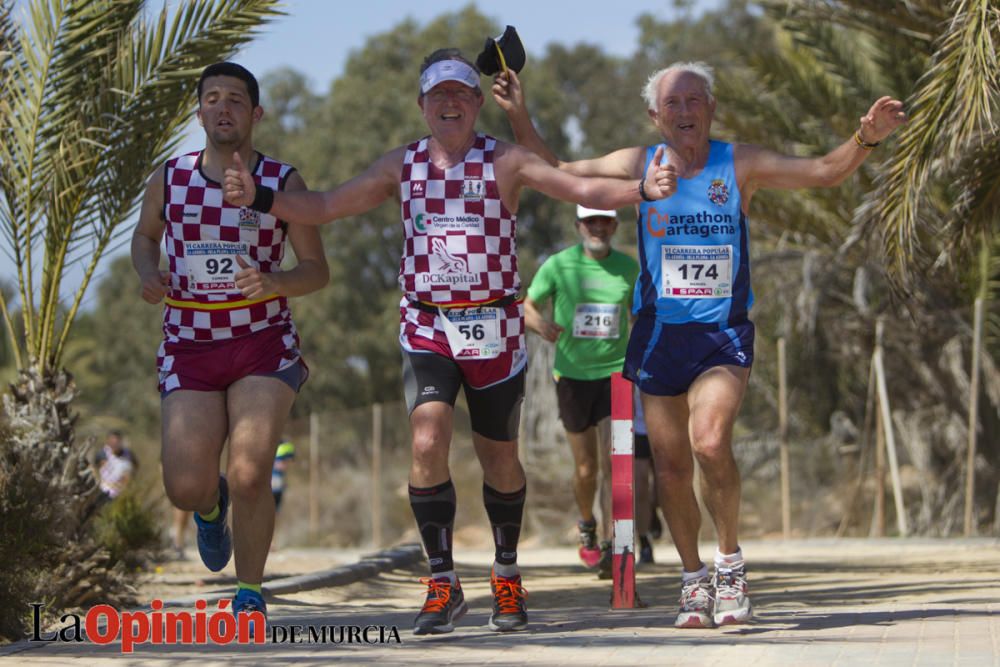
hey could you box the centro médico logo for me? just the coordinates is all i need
[414,213,427,232]
[28,601,401,653]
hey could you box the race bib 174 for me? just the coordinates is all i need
[661,245,732,299]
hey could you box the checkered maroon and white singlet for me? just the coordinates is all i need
[398,133,519,306]
[161,151,296,342]
[396,134,526,368]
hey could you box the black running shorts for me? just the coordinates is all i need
[402,350,525,441]
[555,375,612,434]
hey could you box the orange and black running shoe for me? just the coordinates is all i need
[413,576,468,635]
[488,568,528,632]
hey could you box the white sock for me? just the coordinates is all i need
[715,547,744,569]
[681,564,709,582]
[493,561,519,578]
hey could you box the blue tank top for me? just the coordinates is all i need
[634,140,752,326]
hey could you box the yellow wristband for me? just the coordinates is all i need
[854,130,879,150]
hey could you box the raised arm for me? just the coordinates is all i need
[502,141,676,211]
[232,170,330,300]
[224,148,404,225]
[493,70,646,179]
[737,96,907,194]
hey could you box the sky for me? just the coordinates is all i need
[3,0,720,309]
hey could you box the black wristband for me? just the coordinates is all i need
[250,185,274,213]
[638,178,654,202]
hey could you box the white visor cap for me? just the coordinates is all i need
[420,60,480,94]
[576,205,617,220]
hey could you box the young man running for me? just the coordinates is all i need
[132,62,328,628]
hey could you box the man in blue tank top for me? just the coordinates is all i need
[496,62,906,629]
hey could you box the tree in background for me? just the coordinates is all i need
[0,0,281,640]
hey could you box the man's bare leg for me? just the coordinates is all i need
[564,427,598,523]
[594,416,613,540]
[642,391,701,571]
[226,375,296,587]
[686,365,750,555]
[161,390,228,515]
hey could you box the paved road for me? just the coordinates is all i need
[3,538,998,665]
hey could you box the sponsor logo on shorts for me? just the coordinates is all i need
[421,385,438,396]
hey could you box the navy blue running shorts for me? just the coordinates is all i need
[623,317,754,396]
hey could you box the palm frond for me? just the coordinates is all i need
[944,130,1000,255]
[0,0,283,373]
[861,0,999,286]
[988,231,1000,355]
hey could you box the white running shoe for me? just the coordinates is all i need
[713,564,752,626]
[674,575,715,628]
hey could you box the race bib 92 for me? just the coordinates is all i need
[184,241,249,293]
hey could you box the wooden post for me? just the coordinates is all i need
[873,345,908,536]
[371,402,383,548]
[777,337,790,539]
[964,297,984,536]
[870,318,887,538]
[309,411,319,543]
[872,400,886,537]
[838,350,876,537]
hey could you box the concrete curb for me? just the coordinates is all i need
[163,543,425,606]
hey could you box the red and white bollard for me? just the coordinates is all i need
[610,371,637,608]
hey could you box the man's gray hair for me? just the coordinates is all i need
[642,62,715,111]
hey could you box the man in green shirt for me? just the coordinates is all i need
[525,205,639,578]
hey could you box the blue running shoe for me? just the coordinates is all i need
[194,476,232,572]
[233,588,268,639]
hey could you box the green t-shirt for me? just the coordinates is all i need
[526,245,639,380]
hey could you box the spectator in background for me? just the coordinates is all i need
[94,429,138,500]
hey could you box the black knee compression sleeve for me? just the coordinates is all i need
[409,479,456,573]
[483,482,526,565]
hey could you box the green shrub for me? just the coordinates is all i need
[94,491,162,569]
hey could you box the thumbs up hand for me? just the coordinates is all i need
[234,255,274,300]
[224,152,255,207]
